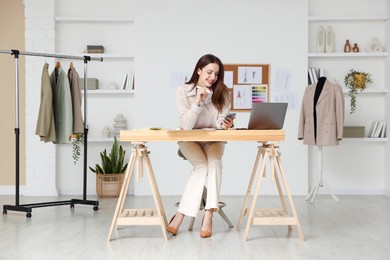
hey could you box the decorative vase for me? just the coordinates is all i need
[325,26,334,53]
[102,126,111,138]
[316,25,326,53]
[113,114,127,137]
[107,82,119,90]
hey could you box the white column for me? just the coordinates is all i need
[23,0,57,196]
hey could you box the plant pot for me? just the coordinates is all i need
[96,173,124,198]
[352,73,367,89]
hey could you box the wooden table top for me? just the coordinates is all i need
[120,129,285,142]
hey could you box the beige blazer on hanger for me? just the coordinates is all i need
[35,63,56,142]
[68,67,84,134]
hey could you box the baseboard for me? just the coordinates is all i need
[316,188,385,195]
[23,187,58,196]
[58,188,96,196]
[0,185,24,195]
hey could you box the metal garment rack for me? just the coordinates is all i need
[0,49,103,218]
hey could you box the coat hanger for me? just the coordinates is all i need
[55,60,61,69]
[69,61,74,70]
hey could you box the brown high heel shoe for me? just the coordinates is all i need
[200,215,212,238]
[166,215,178,236]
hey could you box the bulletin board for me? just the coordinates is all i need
[223,64,270,112]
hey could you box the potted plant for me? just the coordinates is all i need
[89,136,128,198]
[344,69,373,114]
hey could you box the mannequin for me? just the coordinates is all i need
[298,77,345,203]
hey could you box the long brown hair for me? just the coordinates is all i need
[186,54,229,112]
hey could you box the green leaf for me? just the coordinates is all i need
[89,136,127,174]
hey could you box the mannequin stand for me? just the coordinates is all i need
[306,146,339,203]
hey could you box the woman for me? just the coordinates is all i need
[167,54,234,238]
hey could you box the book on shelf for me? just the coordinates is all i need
[126,73,134,90]
[121,73,134,90]
[121,74,128,90]
[368,121,378,137]
[368,120,387,138]
[307,67,324,85]
[380,121,387,138]
[308,68,316,85]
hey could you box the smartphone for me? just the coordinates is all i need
[224,113,236,120]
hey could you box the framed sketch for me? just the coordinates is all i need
[223,64,270,111]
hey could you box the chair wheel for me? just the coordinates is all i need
[26,212,32,218]
[93,206,99,211]
[3,210,7,215]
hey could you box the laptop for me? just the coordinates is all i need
[247,102,288,130]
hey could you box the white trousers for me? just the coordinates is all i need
[177,141,225,217]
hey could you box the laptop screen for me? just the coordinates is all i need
[247,102,288,130]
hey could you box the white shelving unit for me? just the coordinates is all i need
[309,16,388,22]
[306,0,389,199]
[308,7,388,140]
[342,88,388,94]
[82,89,134,95]
[308,52,388,58]
[54,0,135,140]
[54,17,134,23]
[342,137,388,142]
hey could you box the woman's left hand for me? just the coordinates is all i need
[221,118,234,129]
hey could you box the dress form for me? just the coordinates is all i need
[306,77,340,203]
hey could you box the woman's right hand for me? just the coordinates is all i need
[195,87,208,106]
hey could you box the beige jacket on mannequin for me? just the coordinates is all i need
[298,79,345,146]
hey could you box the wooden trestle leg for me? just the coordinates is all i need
[238,143,304,242]
[107,143,168,241]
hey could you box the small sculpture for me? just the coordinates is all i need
[344,39,352,53]
[352,43,360,53]
[365,37,384,52]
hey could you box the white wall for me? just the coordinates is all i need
[385,1,390,196]
[9,0,389,197]
[134,0,308,195]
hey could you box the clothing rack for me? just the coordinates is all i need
[1,49,103,218]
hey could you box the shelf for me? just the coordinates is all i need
[342,88,388,94]
[82,89,134,95]
[308,16,388,22]
[54,17,134,23]
[308,52,388,58]
[85,53,134,59]
[88,137,118,142]
[342,137,387,142]
[87,137,131,143]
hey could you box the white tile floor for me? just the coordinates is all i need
[1,195,390,259]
